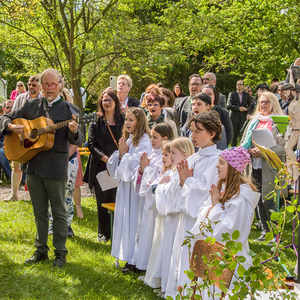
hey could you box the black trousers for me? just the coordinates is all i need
[94,178,117,240]
[231,120,245,146]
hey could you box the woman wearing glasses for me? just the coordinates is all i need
[241,92,285,243]
[10,81,26,101]
[83,88,125,242]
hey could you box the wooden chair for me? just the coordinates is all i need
[189,240,235,299]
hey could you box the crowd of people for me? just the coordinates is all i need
[0,60,299,298]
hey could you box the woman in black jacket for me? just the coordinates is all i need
[202,84,233,146]
[83,88,125,242]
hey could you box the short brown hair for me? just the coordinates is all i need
[152,122,174,140]
[160,88,175,107]
[188,111,222,143]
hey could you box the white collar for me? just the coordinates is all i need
[47,95,61,107]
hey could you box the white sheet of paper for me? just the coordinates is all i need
[96,170,119,191]
[252,129,276,148]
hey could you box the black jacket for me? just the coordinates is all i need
[212,106,233,146]
[227,91,252,122]
[83,113,125,189]
[128,96,139,107]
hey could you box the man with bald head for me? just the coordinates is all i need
[0,68,83,267]
[202,72,226,109]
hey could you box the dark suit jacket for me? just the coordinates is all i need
[173,96,191,126]
[0,97,83,180]
[128,96,139,107]
[83,113,125,189]
[218,92,227,109]
[227,91,252,123]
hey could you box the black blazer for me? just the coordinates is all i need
[83,113,125,189]
[227,91,252,122]
[128,96,139,107]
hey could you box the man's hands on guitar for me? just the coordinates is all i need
[7,123,25,134]
[69,115,79,135]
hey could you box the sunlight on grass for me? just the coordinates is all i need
[0,196,297,299]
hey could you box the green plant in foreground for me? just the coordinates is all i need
[167,164,299,300]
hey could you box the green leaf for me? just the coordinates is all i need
[186,269,195,281]
[270,212,279,221]
[236,256,246,263]
[236,242,243,252]
[228,260,237,271]
[232,230,240,240]
[237,265,245,277]
[265,231,274,243]
[214,267,223,277]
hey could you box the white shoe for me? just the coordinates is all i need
[115,259,120,268]
[3,193,18,201]
[98,234,107,242]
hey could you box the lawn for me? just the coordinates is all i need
[0,193,298,299]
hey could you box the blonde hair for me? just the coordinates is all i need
[161,141,173,172]
[254,91,285,116]
[122,107,151,146]
[61,88,74,104]
[171,137,195,157]
[117,75,132,88]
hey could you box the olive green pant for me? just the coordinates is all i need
[27,174,68,255]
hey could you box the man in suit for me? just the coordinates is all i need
[0,69,83,267]
[173,74,202,126]
[227,80,252,146]
[116,75,139,111]
[202,72,227,109]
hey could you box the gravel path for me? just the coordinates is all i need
[0,182,92,201]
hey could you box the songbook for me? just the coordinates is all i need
[253,142,283,171]
[252,129,276,148]
[96,170,119,191]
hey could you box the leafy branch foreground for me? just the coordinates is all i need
[169,165,299,300]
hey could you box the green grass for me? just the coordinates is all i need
[0,193,298,299]
[0,196,160,300]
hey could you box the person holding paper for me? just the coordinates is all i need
[83,88,125,242]
[241,92,285,242]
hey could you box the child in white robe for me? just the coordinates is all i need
[144,137,194,294]
[165,111,223,298]
[107,107,152,272]
[133,123,175,271]
[183,146,260,299]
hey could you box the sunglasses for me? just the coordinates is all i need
[27,83,38,87]
[17,84,23,87]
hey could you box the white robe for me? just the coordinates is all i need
[133,148,163,270]
[165,145,220,297]
[107,133,152,264]
[175,184,260,299]
[144,169,174,288]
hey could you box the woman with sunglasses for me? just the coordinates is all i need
[83,88,125,242]
[241,92,285,243]
[10,81,26,101]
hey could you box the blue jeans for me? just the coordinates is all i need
[0,147,11,180]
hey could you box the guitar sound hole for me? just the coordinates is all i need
[30,129,38,139]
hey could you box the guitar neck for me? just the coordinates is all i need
[38,119,72,135]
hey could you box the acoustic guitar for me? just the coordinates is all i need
[4,113,96,164]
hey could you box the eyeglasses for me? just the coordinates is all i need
[102,99,113,103]
[147,103,160,108]
[259,100,270,105]
[189,83,202,86]
[237,83,244,86]
[17,84,23,87]
[42,83,59,89]
[27,83,38,87]
[5,106,13,109]
[202,78,213,81]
